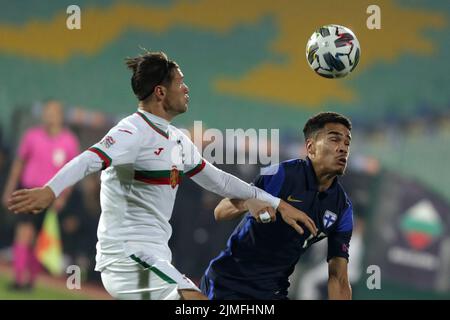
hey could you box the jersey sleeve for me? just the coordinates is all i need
[46,150,103,197]
[87,122,141,169]
[327,199,353,261]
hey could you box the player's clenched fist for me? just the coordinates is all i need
[244,198,277,223]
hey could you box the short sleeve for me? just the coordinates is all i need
[327,200,353,261]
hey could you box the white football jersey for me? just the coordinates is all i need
[89,110,205,271]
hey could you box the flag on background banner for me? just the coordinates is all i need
[35,209,63,276]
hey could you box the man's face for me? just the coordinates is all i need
[42,100,64,128]
[307,122,351,176]
[162,67,189,116]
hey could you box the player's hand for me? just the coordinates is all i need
[277,200,318,236]
[7,186,56,214]
[244,198,277,223]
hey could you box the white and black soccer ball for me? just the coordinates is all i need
[306,24,360,79]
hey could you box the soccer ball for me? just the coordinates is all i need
[306,24,360,78]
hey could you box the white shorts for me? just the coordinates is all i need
[100,251,200,300]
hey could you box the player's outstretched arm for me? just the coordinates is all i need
[190,161,281,208]
[188,158,317,234]
[8,150,103,214]
[214,198,276,222]
[327,257,352,300]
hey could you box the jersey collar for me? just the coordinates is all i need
[137,109,170,138]
[304,156,338,194]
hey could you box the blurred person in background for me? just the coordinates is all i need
[1,100,80,290]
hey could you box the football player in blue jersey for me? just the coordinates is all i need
[201,112,353,300]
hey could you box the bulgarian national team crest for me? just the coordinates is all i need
[323,210,337,229]
[170,166,180,189]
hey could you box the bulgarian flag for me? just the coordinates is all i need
[35,208,63,275]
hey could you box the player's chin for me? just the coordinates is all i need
[334,164,347,175]
[175,105,188,115]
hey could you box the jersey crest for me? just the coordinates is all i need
[170,166,180,189]
[323,210,337,228]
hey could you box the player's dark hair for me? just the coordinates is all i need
[125,51,179,101]
[303,112,352,140]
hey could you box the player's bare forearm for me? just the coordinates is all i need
[328,276,352,300]
[327,257,352,300]
[214,198,247,221]
[214,198,277,222]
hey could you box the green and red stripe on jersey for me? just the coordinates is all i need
[185,160,206,177]
[134,169,184,186]
[134,161,205,186]
[88,147,112,169]
[136,111,169,139]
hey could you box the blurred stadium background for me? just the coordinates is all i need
[0,0,449,299]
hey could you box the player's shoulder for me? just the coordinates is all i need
[261,159,301,175]
[168,124,183,136]
[260,158,303,176]
[336,180,353,210]
[114,113,143,134]
[23,126,44,137]
[168,124,188,137]
[19,126,47,144]
[284,158,306,169]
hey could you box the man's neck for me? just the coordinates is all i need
[310,160,336,192]
[45,125,62,137]
[139,101,173,122]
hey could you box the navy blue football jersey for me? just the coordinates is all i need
[201,157,353,300]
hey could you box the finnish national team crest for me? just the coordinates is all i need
[170,166,180,189]
[323,210,337,229]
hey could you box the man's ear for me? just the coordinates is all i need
[306,138,315,157]
[154,85,166,99]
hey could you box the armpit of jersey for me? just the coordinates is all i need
[185,159,206,178]
[88,147,111,170]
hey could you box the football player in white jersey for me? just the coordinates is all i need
[8,51,317,300]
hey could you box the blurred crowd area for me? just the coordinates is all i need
[0,102,449,299]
